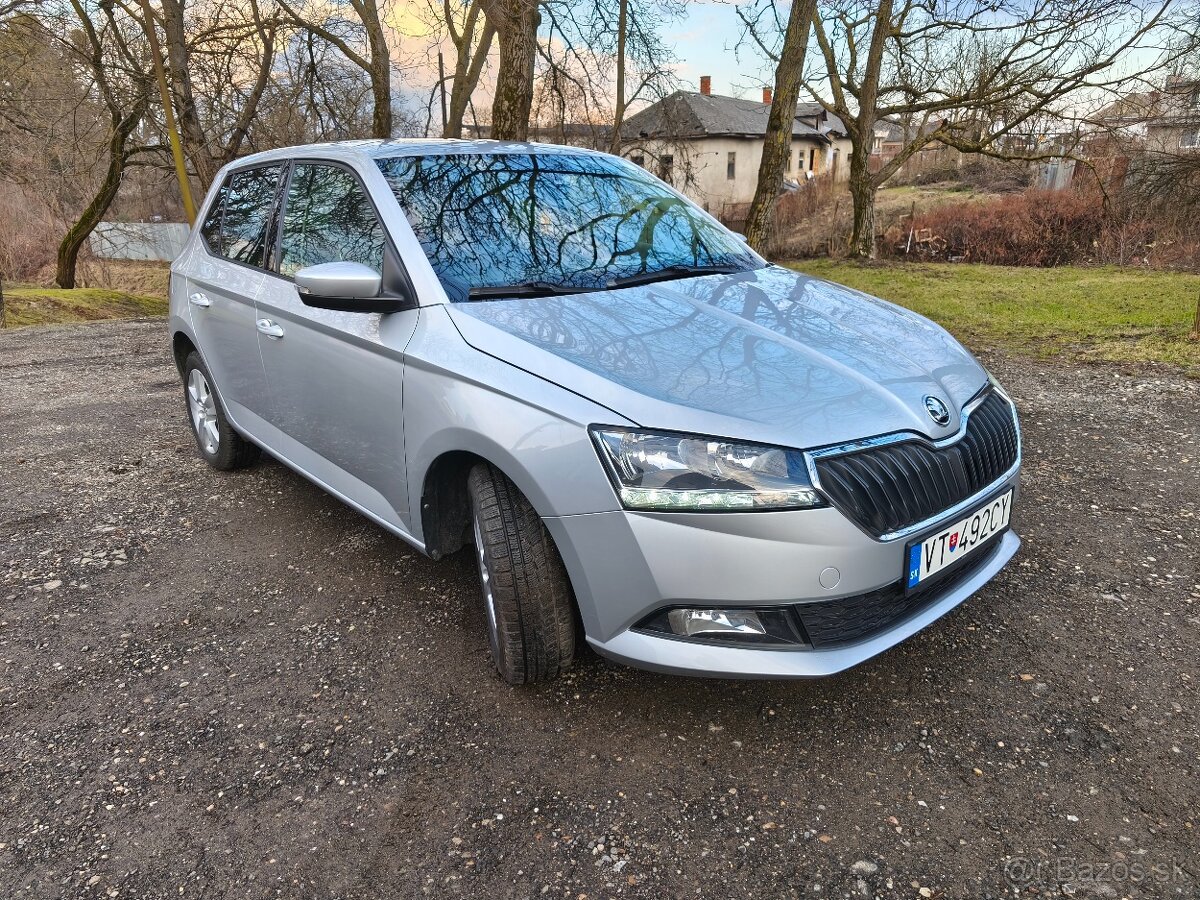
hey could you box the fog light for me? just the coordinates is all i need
[667,608,767,637]
[636,606,805,645]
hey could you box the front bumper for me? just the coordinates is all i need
[542,473,1020,679]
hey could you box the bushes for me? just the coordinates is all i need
[893,189,1104,266]
[0,182,63,281]
[885,187,1200,269]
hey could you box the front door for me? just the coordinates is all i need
[254,160,419,533]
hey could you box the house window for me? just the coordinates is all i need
[631,154,645,168]
[808,148,817,171]
[1182,128,1200,149]
[785,151,792,172]
[657,154,674,182]
[726,152,736,180]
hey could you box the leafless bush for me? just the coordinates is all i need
[0,182,62,281]
[880,182,1200,270]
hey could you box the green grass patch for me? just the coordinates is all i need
[788,260,1200,373]
[1,284,167,328]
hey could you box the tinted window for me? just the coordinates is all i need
[200,165,282,267]
[375,153,757,302]
[199,184,225,252]
[279,164,386,278]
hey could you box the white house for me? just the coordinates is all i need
[619,76,853,219]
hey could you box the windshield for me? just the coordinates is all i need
[375,152,760,301]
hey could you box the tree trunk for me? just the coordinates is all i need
[743,0,817,253]
[445,16,495,138]
[483,0,538,141]
[369,54,393,138]
[55,109,143,289]
[608,0,628,155]
[847,154,878,259]
[364,0,393,138]
[158,0,217,191]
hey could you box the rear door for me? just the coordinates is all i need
[253,160,420,532]
[185,164,283,430]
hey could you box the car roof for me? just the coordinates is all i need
[228,139,610,170]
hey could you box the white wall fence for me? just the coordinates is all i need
[90,222,190,262]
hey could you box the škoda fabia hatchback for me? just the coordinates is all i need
[169,140,1021,683]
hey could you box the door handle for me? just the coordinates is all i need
[256,318,285,339]
[188,291,212,308]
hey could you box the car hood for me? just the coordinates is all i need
[447,265,988,449]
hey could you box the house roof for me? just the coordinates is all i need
[1094,79,1200,125]
[621,90,844,142]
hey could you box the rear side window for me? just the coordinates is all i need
[199,164,283,268]
[278,163,386,278]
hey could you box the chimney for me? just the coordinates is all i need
[763,86,773,104]
[700,75,711,96]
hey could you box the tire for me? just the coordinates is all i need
[182,351,260,471]
[467,462,576,684]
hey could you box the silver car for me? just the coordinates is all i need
[169,140,1021,683]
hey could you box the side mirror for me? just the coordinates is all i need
[294,261,400,313]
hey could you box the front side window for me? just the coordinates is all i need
[726,152,736,180]
[201,165,282,267]
[1181,127,1200,149]
[375,152,758,302]
[278,163,386,278]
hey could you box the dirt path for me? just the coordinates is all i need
[1,319,1197,899]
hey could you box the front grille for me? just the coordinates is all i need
[813,390,1018,538]
[795,536,1001,647]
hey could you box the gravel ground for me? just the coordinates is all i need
[1,319,1197,900]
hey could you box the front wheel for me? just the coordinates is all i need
[467,463,576,684]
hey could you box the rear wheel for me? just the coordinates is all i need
[183,351,260,471]
[467,463,575,684]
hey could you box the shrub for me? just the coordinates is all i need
[890,189,1106,266]
[0,182,62,281]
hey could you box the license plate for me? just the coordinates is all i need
[905,490,1012,590]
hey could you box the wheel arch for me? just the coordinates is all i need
[172,329,198,378]
[415,438,568,560]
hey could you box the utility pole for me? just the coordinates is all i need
[136,0,197,226]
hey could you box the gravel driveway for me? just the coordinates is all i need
[1,319,1197,900]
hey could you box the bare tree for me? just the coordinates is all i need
[609,0,627,153]
[56,0,153,287]
[255,30,378,144]
[741,0,1191,257]
[539,0,681,146]
[277,0,394,139]
[740,0,818,252]
[481,0,539,139]
[121,0,282,191]
[442,1,495,137]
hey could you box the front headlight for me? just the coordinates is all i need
[590,427,825,511]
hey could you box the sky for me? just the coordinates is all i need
[664,1,776,100]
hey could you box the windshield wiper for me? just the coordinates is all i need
[606,263,747,290]
[468,281,592,300]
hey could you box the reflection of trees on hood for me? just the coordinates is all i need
[460,266,920,435]
[377,152,752,297]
